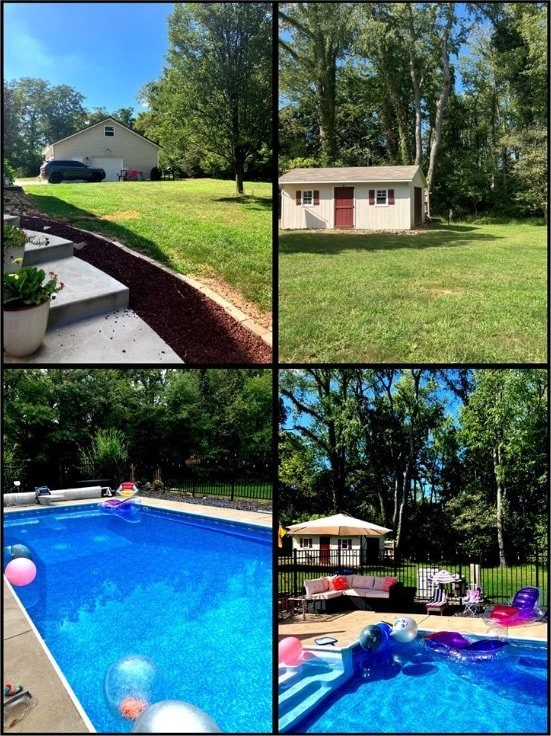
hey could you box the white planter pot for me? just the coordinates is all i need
[3,298,51,357]
[3,245,25,274]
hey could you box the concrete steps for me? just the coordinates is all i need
[4,226,183,363]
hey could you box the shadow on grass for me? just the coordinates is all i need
[279,224,502,254]
[214,194,272,210]
[25,192,181,272]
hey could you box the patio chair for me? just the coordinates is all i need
[462,587,483,616]
[426,587,448,616]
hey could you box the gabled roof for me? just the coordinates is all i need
[280,165,425,185]
[45,117,161,150]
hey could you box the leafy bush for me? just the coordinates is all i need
[150,166,162,181]
[3,159,17,184]
[79,428,128,483]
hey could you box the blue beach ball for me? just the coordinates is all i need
[359,624,389,652]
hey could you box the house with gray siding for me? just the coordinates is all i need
[279,165,426,230]
[42,117,161,182]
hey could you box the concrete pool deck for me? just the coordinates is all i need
[278,609,548,648]
[3,498,272,733]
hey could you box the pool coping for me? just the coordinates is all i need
[3,498,273,733]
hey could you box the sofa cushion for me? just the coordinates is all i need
[383,576,398,592]
[351,575,375,589]
[346,588,390,598]
[372,576,387,591]
[304,578,328,596]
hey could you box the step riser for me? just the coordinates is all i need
[4,214,21,227]
[24,242,74,265]
[49,289,129,327]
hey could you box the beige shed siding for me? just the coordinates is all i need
[282,182,412,230]
[46,120,159,180]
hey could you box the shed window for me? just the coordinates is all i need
[376,189,387,205]
[338,538,353,550]
[104,126,115,137]
[299,537,313,548]
[295,190,320,206]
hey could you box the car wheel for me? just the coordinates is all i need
[90,172,102,182]
[49,173,62,183]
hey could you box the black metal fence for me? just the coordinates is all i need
[278,548,548,609]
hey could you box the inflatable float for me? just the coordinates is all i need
[423,631,509,662]
[483,587,544,627]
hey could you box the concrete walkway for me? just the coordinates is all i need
[3,499,272,733]
[278,608,548,648]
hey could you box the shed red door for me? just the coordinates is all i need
[334,187,354,228]
[319,536,331,565]
[414,187,423,225]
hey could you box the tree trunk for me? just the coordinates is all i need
[493,444,507,568]
[234,148,245,195]
[426,3,454,217]
[407,4,423,166]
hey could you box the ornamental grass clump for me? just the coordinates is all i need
[3,267,64,309]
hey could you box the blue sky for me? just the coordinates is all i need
[3,3,173,112]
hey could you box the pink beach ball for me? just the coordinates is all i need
[278,636,303,666]
[5,557,37,586]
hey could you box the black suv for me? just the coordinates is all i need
[39,160,106,183]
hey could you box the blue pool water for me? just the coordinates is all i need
[4,503,272,733]
[291,634,548,733]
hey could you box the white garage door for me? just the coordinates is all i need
[90,158,124,182]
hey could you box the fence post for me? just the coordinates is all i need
[535,541,539,590]
[293,548,298,595]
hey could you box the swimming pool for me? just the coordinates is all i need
[4,502,272,732]
[280,632,548,733]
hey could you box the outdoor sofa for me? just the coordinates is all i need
[302,574,402,613]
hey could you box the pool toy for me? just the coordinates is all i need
[104,655,158,719]
[279,637,303,665]
[120,696,148,720]
[117,481,139,499]
[132,700,221,733]
[5,544,32,562]
[359,623,390,652]
[391,617,418,643]
[423,631,509,661]
[484,587,543,627]
[5,558,37,587]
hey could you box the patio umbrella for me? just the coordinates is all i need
[286,513,392,537]
[430,569,461,585]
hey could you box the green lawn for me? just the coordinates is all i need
[25,179,271,312]
[279,221,547,362]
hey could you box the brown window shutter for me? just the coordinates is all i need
[369,189,375,205]
[388,189,395,205]
[295,190,302,205]
[313,190,320,205]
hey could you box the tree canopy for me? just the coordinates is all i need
[279,2,547,219]
[3,369,272,491]
[136,2,272,192]
[279,368,547,566]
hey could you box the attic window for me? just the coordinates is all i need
[104,126,115,137]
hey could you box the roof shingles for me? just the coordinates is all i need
[279,165,423,184]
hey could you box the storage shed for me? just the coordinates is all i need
[279,165,426,230]
[42,117,161,182]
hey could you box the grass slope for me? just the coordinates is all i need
[25,179,271,312]
[279,221,547,362]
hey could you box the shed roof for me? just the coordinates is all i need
[43,117,161,152]
[279,165,425,185]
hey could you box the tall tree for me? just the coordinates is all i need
[279,2,354,164]
[142,3,272,193]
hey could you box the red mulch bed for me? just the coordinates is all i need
[21,216,271,364]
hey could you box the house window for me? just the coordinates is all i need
[104,126,115,137]
[376,189,387,205]
[338,538,353,550]
[299,538,313,549]
[302,190,313,205]
[295,190,320,206]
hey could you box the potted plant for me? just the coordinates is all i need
[3,266,64,357]
[3,224,27,274]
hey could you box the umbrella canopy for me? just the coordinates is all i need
[430,569,460,585]
[286,513,392,537]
